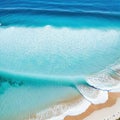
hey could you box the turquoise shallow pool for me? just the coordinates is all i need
[0,27,120,76]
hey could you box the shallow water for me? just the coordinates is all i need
[0,83,80,120]
[0,0,120,120]
[0,27,120,76]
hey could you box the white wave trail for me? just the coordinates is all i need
[86,70,120,91]
[28,97,90,120]
[76,84,108,104]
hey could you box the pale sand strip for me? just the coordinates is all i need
[84,98,120,120]
[64,92,120,120]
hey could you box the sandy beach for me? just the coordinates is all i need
[64,92,120,120]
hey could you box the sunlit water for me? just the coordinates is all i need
[0,0,120,120]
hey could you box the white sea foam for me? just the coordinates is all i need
[29,97,90,120]
[110,88,120,92]
[76,85,108,104]
[86,71,120,91]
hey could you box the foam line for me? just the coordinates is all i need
[76,84,108,104]
[33,98,91,120]
[86,70,120,91]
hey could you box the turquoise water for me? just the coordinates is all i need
[0,27,120,120]
[0,27,120,76]
[0,81,80,120]
[0,0,120,120]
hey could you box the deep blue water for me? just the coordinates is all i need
[0,0,120,27]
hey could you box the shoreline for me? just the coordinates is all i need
[64,92,120,120]
[28,92,120,120]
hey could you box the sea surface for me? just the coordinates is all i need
[0,0,120,120]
